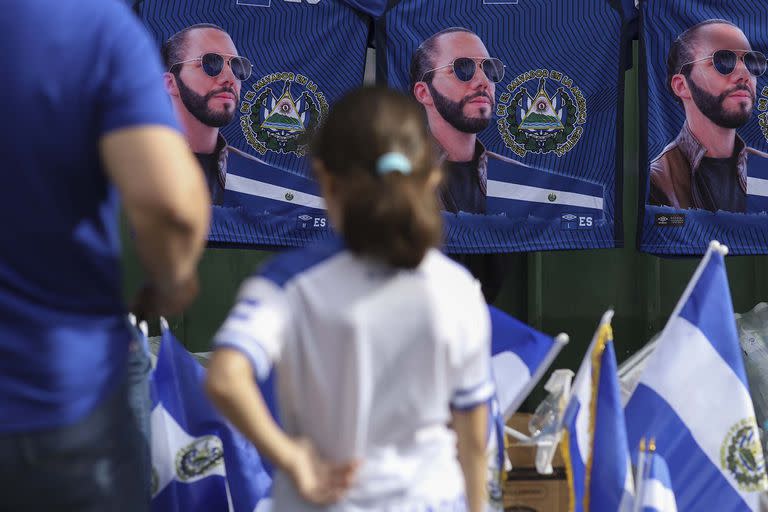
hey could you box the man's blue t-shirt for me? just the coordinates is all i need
[0,0,179,431]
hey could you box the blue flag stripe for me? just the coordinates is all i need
[648,454,672,482]
[488,306,564,419]
[562,316,632,512]
[488,305,553,375]
[563,404,587,512]
[677,253,749,389]
[589,342,629,512]
[638,454,676,512]
[152,328,272,511]
[626,384,749,512]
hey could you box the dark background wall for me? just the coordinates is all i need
[121,44,768,410]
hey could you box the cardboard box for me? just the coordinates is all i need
[506,413,565,469]
[503,413,570,511]
[503,468,569,512]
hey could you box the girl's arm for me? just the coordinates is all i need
[452,403,489,512]
[206,348,358,505]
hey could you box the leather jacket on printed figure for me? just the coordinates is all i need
[648,122,767,211]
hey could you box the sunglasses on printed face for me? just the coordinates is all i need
[421,57,506,83]
[680,49,767,77]
[170,53,253,81]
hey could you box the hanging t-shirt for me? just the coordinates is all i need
[639,0,768,255]
[137,0,371,248]
[376,0,630,252]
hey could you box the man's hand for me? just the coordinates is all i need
[131,275,199,320]
[102,126,209,319]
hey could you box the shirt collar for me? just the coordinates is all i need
[215,133,228,189]
[436,139,488,195]
[675,122,747,190]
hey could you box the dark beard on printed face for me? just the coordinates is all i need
[176,74,238,128]
[427,82,493,134]
[687,76,754,129]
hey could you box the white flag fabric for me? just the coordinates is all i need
[150,325,272,512]
[485,306,567,509]
[489,305,567,419]
[625,241,768,511]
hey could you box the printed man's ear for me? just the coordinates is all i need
[671,74,692,102]
[164,72,179,97]
[413,81,434,107]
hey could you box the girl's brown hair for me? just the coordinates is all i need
[312,87,442,269]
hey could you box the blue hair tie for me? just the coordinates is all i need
[376,152,412,176]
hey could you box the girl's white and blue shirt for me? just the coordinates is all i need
[214,239,494,511]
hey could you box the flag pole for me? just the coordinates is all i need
[502,331,570,420]
[658,241,728,341]
[633,438,647,512]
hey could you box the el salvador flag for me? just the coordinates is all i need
[624,241,768,511]
[150,322,272,512]
[561,310,634,512]
[482,307,568,507]
[636,447,677,512]
[489,305,568,420]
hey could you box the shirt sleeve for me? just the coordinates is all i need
[450,281,495,410]
[213,276,292,381]
[96,3,179,135]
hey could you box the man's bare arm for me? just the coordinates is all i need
[101,125,210,315]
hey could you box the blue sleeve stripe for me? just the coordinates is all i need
[451,395,493,412]
[214,338,272,382]
[452,380,495,409]
[228,311,251,322]
[454,379,494,397]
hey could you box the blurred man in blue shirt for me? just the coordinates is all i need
[0,1,210,510]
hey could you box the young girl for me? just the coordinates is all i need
[206,87,493,512]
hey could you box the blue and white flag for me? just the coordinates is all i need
[562,310,634,512]
[150,323,272,512]
[635,443,677,512]
[489,305,568,420]
[624,241,768,511]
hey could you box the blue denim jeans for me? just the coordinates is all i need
[127,336,152,496]
[0,376,148,512]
